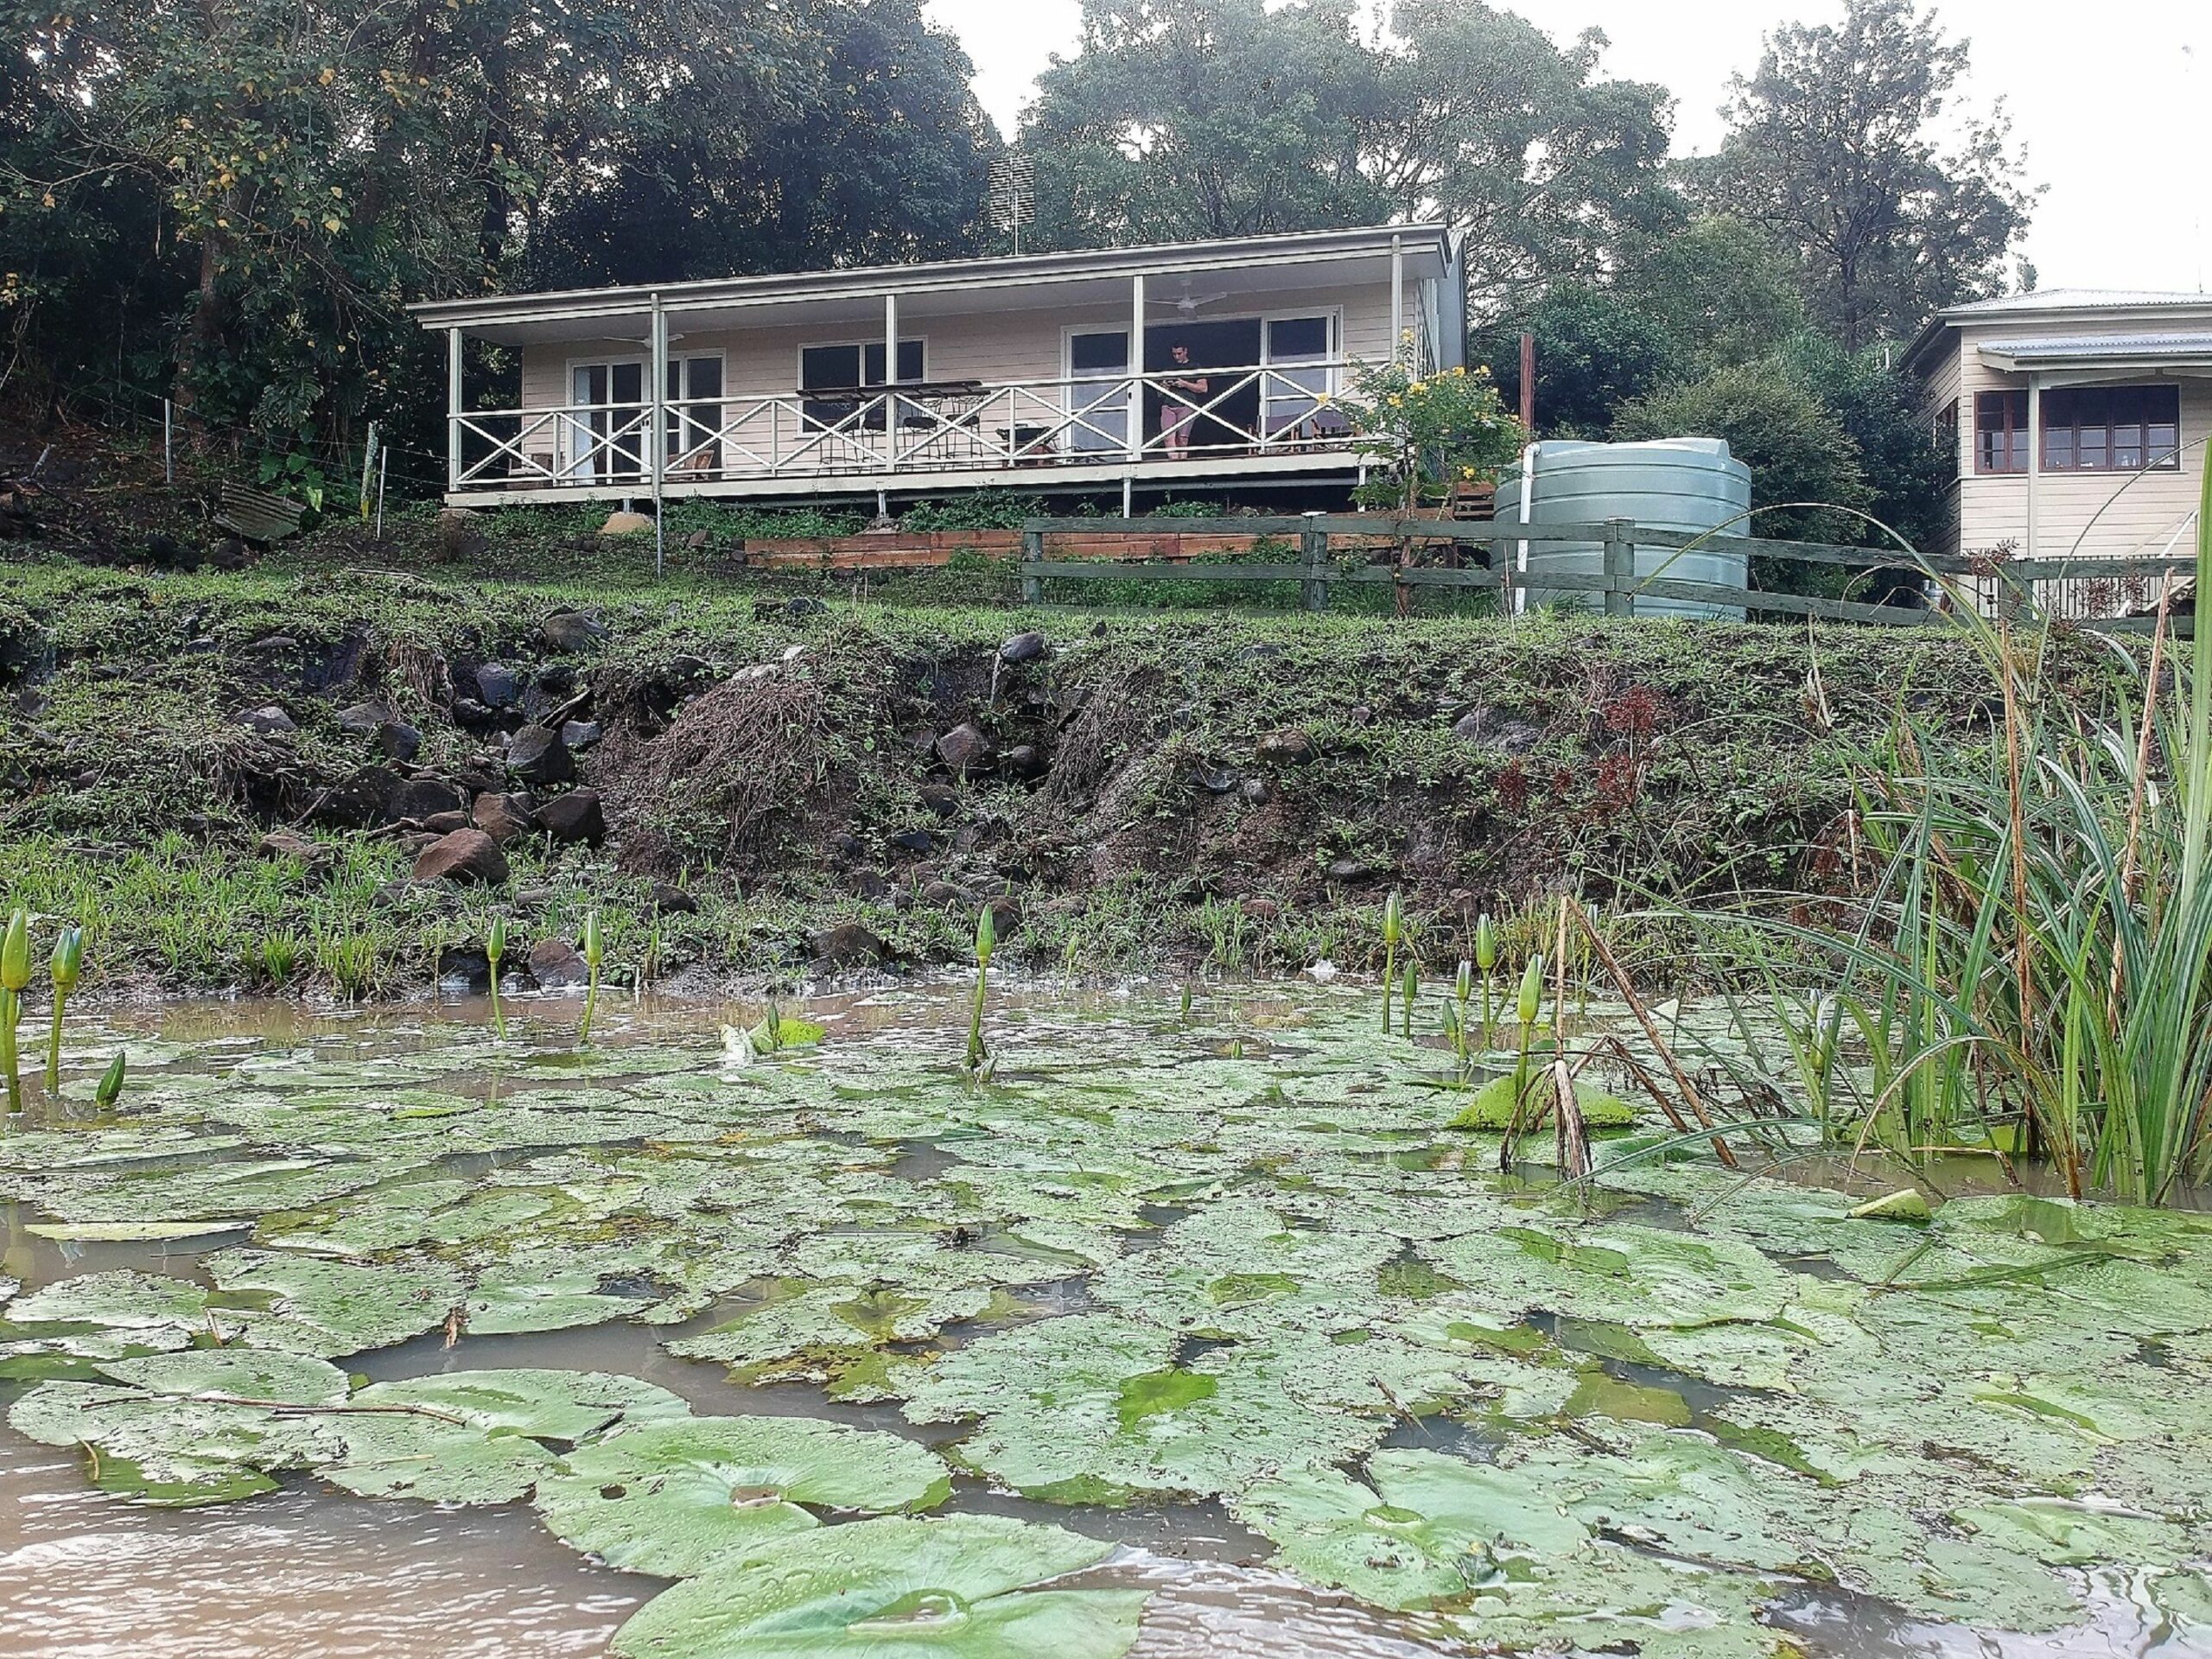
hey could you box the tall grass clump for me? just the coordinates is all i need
[1680,464,2212,1205]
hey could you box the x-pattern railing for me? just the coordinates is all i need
[449,361,1358,490]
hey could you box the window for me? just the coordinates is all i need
[2042,385,2180,472]
[1065,331,1130,452]
[1262,315,1336,436]
[664,355,722,474]
[800,339,925,430]
[1976,390,2027,474]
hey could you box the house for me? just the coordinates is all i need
[414,224,1465,512]
[1904,289,2210,587]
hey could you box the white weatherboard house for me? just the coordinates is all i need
[416,225,1465,510]
[1906,289,2211,570]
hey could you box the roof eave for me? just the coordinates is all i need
[410,222,1454,331]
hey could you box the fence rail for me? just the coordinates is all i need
[1014,514,2196,632]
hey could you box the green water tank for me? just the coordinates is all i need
[1492,438,1753,620]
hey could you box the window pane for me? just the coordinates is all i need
[2149,421,2180,466]
[801,346,859,390]
[686,357,721,398]
[1071,331,1128,373]
[1976,391,2025,473]
[897,340,925,382]
[1267,316,1329,359]
[2045,428,2074,469]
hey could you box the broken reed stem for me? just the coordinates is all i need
[1552,896,1588,1179]
[2111,575,2172,1016]
[1569,902,1739,1170]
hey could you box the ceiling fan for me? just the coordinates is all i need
[1149,280,1230,315]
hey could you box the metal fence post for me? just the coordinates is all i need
[1021,526,1044,604]
[1602,518,1635,618]
[162,399,174,484]
[1300,512,1329,612]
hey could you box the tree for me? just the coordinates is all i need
[1369,0,1679,312]
[1474,285,1679,438]
[1019,0,1386,250]
[1694,0,2034,349]
[1611,361,1872,549]
[1773,332,1952,553]
[524,0,995,287]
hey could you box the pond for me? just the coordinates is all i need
[0,984,2206,1658]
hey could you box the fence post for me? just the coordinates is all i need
[358,419,378,521]
[1602,517,1635,619]
[1300,512,1329,612]
[162,399,174,485]
[1021,526,1044,605]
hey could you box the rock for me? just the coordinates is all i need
[999,631,1047,665]
[685,529,711,551]
[435,508,486,561]
[527,938,588,988]
[376,721,421,763]
[920,880,966,906]
[601,510,655,537]
[1195,764,1237,794]
[983,896,1021,938]
[237,704,296,736]
[537,788,605,846]
[1004,743,1047,781]
[848,868,892,901]
[935,722,993,774]
[1242,897,1281,920]
[396,830,442,856]
[663,654,713,686]
[475,663,520,709]
[918,783,960,818]
[1348,704,1375,727]
[207,537,251,571]
[257,829,330,868]
[1240,776,1274,805]
[440,946,493,990]
[452,696,497,728]
[1452,709,1541,753]
[888,829,935,855]
[1255,728,1317,766]
[505,723,575,786]
[411,828,510,886]
[560,719,601,753]
[472,791,539,844]
[785,596,828,620]
[1324,856,1371,881]
[519,681,570,725]
[335,700,394,736]
[649,882,699,915]
[808,921,884,967]
[542,608,609,652]
[423,809,470,834]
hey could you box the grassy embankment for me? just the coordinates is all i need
[0,496,2071,1001]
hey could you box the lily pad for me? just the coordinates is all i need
[534,1414,953,1577]
[608,1514,1142,1659]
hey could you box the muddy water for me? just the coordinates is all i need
[0,988,2203,1659]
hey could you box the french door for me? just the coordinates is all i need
[567,361,645,482]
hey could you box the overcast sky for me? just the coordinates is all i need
[924,0,2209,297]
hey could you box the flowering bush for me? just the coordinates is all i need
[1338,358,1528,515]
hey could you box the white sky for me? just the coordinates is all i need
[924,0,2210,296]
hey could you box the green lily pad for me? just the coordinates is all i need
[535,1414,953,1577]
[608,1514,1142,1659]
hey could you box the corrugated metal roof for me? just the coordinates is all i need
[1948,288,2209,315]
[1979,332,2212,361]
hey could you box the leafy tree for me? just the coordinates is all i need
[1692,0,2034,350]
[1474,285,1679,438]
[1773,332,1952,553]
[1020,0,1386,249]
[525,0,994,287]
[1369,0,1678,311]
[1611,361,1872,548]
[1611,217,1803,372]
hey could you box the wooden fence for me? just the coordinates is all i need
[1014,515,2196,633]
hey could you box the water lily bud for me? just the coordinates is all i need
[49,926,83,995]
[1382,891,1402,947]
[95,1051,126,1109]
[975,904,996,968]
[486,915,507,964]
[1455,960,1472,1003]
[0,910,28,994]
[1516,955,1543,1027]
[1475,913,1496,973]
[582,910,602,966]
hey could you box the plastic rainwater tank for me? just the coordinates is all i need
[1491,438,1752,620]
